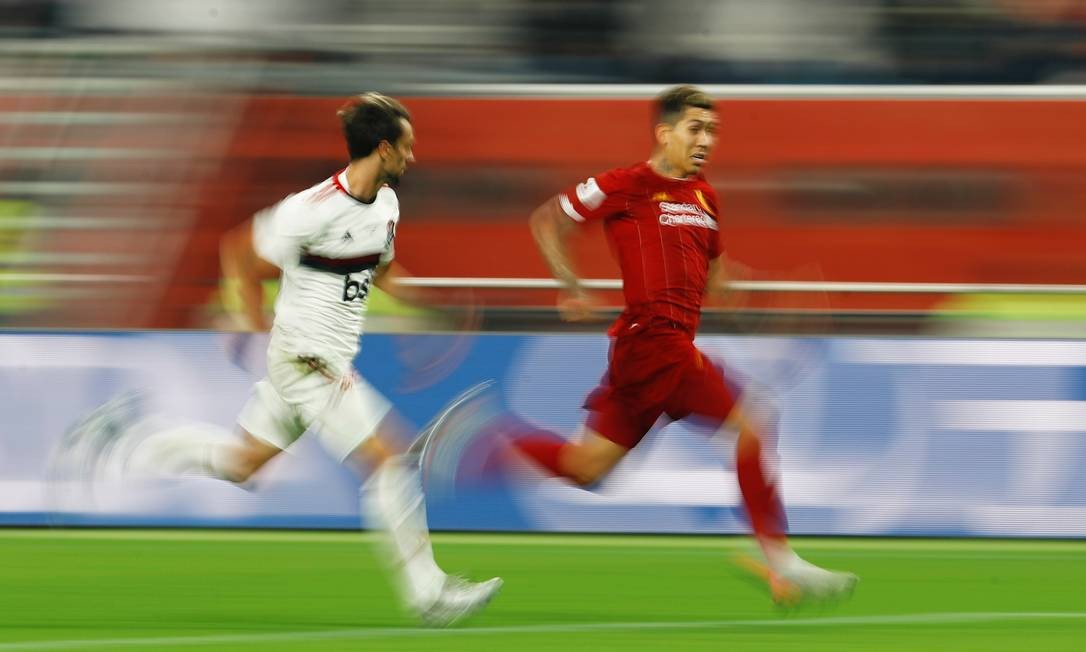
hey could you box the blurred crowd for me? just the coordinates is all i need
[2,0,1086,87]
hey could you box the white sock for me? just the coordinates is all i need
[362,456,446,609]
[120,423,241,481]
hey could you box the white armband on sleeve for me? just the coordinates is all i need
[559,194,585,222]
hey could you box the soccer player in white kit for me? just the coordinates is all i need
[65,93,501,626]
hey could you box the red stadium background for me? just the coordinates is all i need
[6,93,1084,328]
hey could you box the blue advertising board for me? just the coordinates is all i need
[1,332,1084,537]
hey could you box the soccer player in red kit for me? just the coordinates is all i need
[424,86,856,604]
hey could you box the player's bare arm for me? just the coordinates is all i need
[529,195,601,322]
[373,260,427,307]
[220,219,278,332]
[707,255,752,309]
[374,260,479,331]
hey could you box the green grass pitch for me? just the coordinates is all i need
[0,529,1083,651]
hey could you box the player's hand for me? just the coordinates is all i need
[713,260,753,310]
[224,331,271,374]
[716,280,749,311]
[558,287,605,322]
[223,315,270,373]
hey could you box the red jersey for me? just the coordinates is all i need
[559,161,722,337]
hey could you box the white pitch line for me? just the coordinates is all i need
[0,612,1083,650]
[0,529,1083,553]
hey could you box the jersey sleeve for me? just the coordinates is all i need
[251,194,318,269]
[379,189,399,267]
[380,236,396,266]
[558,168,631,224]
[379,219,398,266]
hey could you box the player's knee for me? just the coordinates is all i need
[740,386,780,429]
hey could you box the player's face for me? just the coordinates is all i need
[382,119,416,186]
[663,107,718,177]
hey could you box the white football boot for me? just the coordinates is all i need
[736,552,858,606]
[417,576,504,627]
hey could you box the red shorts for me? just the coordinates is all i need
[584,324,738,449]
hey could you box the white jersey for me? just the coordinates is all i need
[252,169,398,372]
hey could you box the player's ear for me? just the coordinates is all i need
[377,140,392,159]
[654,122,672,148]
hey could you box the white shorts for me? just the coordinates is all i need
[237,348,391,462]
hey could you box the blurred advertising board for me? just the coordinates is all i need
[1,330,1084,536]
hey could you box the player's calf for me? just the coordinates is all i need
[551,434,628,488]
[223,433,282,484]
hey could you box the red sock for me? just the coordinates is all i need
[512,432,569,479]
[736,427,788,546]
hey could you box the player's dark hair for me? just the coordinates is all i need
[337,92,412,160]
[655,85,714,126]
